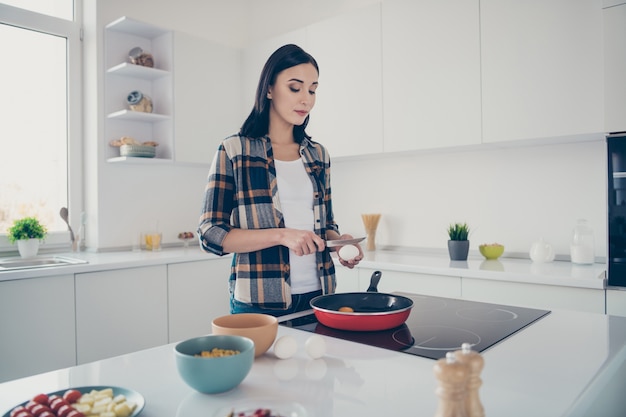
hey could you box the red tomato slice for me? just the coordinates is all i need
[49,398,67,413]
[29,405,47,417]
[9,406,27,417]
[31,394,49,406]
[58,404,74,417]
[24,402,39,413]
[62,390,82,404]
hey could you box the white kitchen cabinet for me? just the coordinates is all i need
[173,33,242,165]
[167,257,232,342]
[481,0,603,143]
[382,0,481,152]
[604,3,626,133]
[75,265,168,364]
[607,288,626,317]
[306,4,384,158]
[462,277,605,314]
[359,267,462,298]
[0,275,76,383]
[104,17,173,162]
[333,261,361,293]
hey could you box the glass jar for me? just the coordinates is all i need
[128,46,154,68]
[570,219,595,264]
[127,90,153,113]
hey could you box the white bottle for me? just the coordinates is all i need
[570,219,595,264]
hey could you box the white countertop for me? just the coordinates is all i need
[0,247,607,290]
[354,250,607,289]
[0,247,218,281]
[1,305,625,417]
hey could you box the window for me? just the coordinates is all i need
[0,1,82,251]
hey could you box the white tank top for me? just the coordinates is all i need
[274,158,320,294]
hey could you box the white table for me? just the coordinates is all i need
[1,304,625,417]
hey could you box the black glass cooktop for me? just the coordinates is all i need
[279,292,550,360]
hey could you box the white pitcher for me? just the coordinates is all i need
[530,238,555,263]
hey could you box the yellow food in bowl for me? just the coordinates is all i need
[195,348,240,357]
[479,243,505,260]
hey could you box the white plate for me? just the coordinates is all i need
[3,386,145,417]
[213,398,307,417]
[325,237,365,248]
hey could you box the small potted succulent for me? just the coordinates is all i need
[447,222,470,261]
[7,217,48,258]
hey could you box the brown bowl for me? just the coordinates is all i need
[211,313,278,357]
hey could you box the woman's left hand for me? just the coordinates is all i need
[335,234,363,269]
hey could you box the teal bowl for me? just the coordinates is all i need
[174,335,255,394]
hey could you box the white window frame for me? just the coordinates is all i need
[0,2,83,253]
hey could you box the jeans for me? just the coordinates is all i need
[230,289,322,317]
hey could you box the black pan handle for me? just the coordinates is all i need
[367,270,382,292]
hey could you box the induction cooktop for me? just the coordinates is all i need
[278,292,551,360]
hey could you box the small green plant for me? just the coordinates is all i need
[447,222,470,241]
[7,217,48,244]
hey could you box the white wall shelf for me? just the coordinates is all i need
[106,156,173,164]
[104,17,173,163]
[106,109,170,122]
[105,16,169,38]
[106,62,170,80]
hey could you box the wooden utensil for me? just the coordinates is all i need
[361,213,381,251]
[60,207,75,242]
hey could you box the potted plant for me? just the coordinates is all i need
[447,222,470,261]
[7,217,48,258]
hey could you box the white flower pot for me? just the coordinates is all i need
[17,239,40,258]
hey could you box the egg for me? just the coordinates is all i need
[273,335,298,359]
[305,335,327,359]
[338,244,359,261]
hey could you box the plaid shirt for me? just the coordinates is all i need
[198,134,339,310]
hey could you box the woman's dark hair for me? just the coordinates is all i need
[240,44,319,143]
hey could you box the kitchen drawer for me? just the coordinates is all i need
[167,257,232,343]
[359,267,462,298]
[0,275,76,383]
[75,265,168,364]
[462,278,605,314]
[333,260,360,293]
[607,288,626,316]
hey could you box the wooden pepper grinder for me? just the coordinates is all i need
[454,343,485,417]
[433,351,469,417]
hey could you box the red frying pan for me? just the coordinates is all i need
[309,271,413,331]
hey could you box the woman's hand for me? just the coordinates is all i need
[282,229,326,256]
[334,234,363,269]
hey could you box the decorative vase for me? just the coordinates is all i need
[17,239,40,258]
[448,240,469,261]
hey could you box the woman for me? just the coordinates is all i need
[198,44,362,316]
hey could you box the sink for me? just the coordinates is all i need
[0,256,89,271]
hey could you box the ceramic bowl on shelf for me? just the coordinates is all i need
[174,334,254,394]
[212,313,278,357]
[479,243,505,260]
[120,144,156,158]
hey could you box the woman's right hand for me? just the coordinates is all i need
[282,229,325,256]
